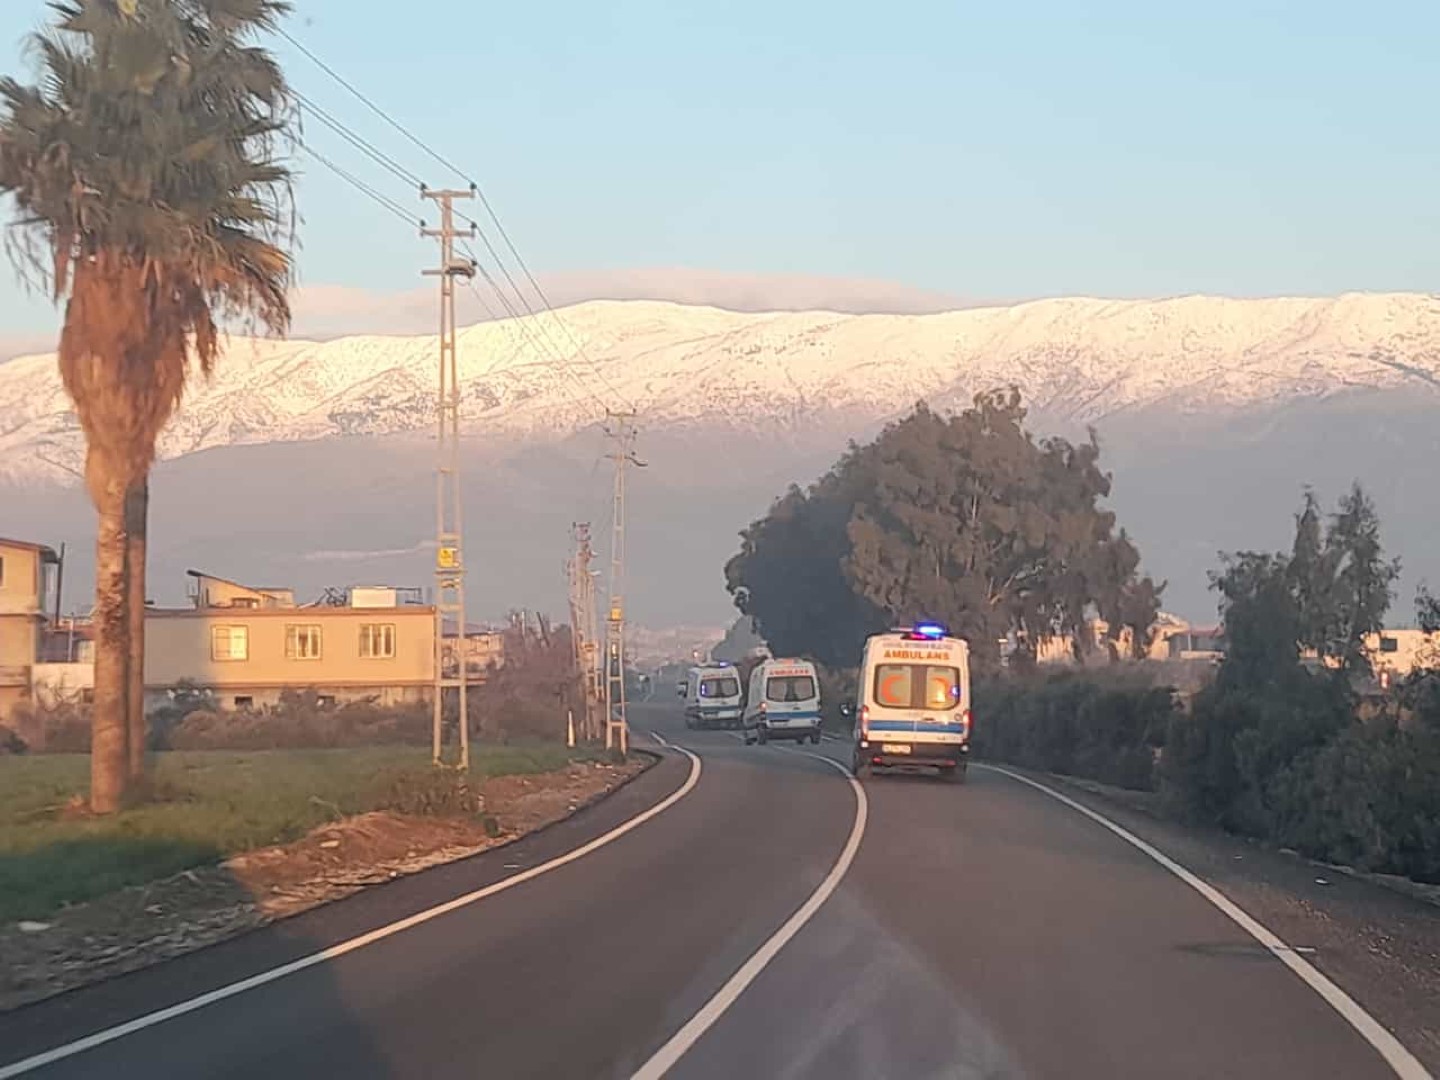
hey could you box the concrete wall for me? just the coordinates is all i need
[32,662,94,708]
[0,544,42,616]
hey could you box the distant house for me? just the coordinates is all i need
[1166,625,1226,663]
[1363,629,1440,686]
[144,571,438,711]
[0,537,61,721]
[186,570,296,610]
[9,561,509,716]
[1024,612,1214,667]
[453,627,505,679]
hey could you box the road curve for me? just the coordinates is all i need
[0,702,1423,1079]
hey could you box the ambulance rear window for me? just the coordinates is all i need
[874,664,961,710]
[766,675,817,702]
[700,677,740,698]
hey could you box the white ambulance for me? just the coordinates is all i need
[845,624,971,782]
[679,662,745,730]
[742,658,823,745]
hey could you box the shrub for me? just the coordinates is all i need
[973,671,1175,792]
[1161,668,1353,834]
[160,696,431,751]
[0,724,25,755]
[6,703,91,753]
[376,768,486,819]
[1266,723,1440,883]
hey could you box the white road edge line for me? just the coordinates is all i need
[632,750,867,1080]
[0,744,705,1080]
[982,764,1432,1080]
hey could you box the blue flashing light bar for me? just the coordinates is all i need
[911,623,947,640]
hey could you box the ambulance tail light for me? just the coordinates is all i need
[859,705,870,737]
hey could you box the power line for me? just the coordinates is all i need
[295,89,423,189]
[454,232,611,409]
[278,26,473,187]
[297,140,420,227]
[458,199,632,410]
[459,269,605,421]
[280,27,632,410]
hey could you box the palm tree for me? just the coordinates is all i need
[0,0,295,811]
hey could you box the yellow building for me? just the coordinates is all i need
[143,572,437,710]
[0,537,60,721]
[1363,629,1440,684]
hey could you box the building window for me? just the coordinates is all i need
[234,695,254,710]
[286,624,323,660]
[0,554,5,587]
[1380,637,1399,654]
[359,623,396,659]
[318,694,337,708]
[211,625,249,661]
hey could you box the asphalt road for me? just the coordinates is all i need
[0,703,1424,1079]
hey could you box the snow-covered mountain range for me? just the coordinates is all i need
[4,291,1439,626]
[3,292,1439,484]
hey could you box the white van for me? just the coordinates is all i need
[846,624,971,781]
[679,663,745,730]
[743,658,823,745]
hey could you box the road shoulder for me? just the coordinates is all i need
[0,750,665,1016]
[981,763,1440,1074]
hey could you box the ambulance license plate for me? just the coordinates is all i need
[887,744,912,755]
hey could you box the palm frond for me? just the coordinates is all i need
[3,0,298,481]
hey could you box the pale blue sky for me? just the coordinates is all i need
[3,0,1439,350]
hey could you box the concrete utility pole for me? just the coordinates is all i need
[423,186,477,769]
[567,523,603,741]
[603,412,644,756]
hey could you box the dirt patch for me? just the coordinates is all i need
[0,757,649,1012]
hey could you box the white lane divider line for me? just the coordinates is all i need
[0,748,705,1080]
[632,752,866,1079]
[983,765,1432,1080]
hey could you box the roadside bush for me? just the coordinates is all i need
[0,724,25,755]
[375,767,487,820]
[973,671,1175,792]
[161,695,431,751]
[1266,723,1440,883]
[5,703,91,753]
[466,620,576,744]
[1161,669,1351,834]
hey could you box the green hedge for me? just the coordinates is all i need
[973,672,1174,792]
[976,667,1440,885]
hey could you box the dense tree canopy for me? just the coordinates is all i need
[1213,482,1399,683]
[725,391,1162,671]
[1166,482,1402,832]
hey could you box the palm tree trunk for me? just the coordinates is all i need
[125,477,149,783]
[90,468,130,814]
